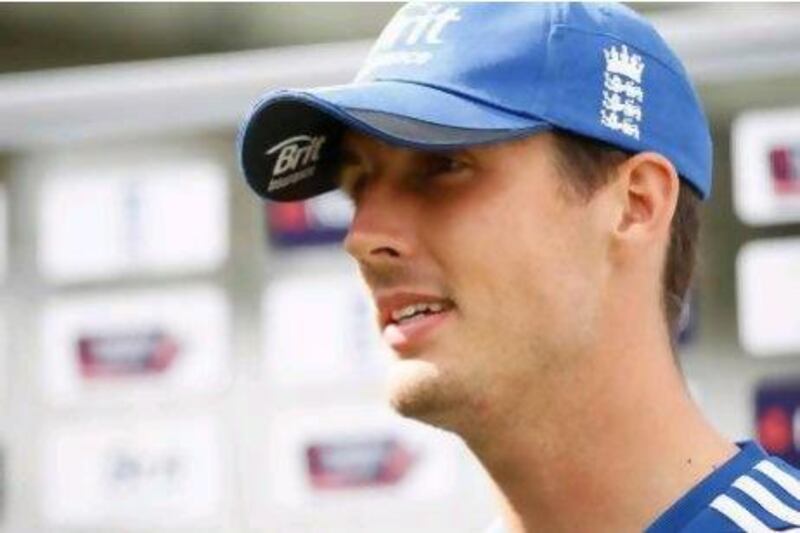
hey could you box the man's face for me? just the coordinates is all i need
[339,131,612,435]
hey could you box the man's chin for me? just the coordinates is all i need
[385,359,461,430]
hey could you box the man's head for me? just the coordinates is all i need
[238,2,710,433]
[335,125,687,434]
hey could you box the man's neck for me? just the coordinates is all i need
[463,325,738,532]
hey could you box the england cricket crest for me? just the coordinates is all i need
[600,45,645,140]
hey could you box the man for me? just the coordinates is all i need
[239,3,800,531]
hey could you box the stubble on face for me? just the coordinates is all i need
[357,264,477,430]
[345,131,606,438]
[386,358,458,424]
[351,261,448,415]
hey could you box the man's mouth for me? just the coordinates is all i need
[389,301,453,325]
[377,294,456,354]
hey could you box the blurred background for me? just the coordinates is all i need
[0,2,799,532]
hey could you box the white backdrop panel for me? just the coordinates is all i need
[39,157,228,282]
[40,284,231,406]
[41,415,225,529]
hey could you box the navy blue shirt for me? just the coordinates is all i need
[486,441,800,532]
[647,441,800,532]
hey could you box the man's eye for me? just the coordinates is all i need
[430,155,472,179]
[443,157,467,173]
[425,155,469,178]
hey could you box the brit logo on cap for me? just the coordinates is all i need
[600,45,645,140]
[356,2,461,80]
[266,134,327,192]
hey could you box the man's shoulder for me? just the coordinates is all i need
[709,457,800,531]
[487,443,800,533]
[687,454,800,531]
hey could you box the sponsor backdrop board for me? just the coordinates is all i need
[0,444,4,525]
[39,157,228,282]
[263,272,390,387]
[265,405,461,510]
[737,238,800,357]
[267,191,353,248]
[41,415,225,529]
[733,108,800,226]
[0,311,5,408]
[41,285,230,406]
[0,185,6,282]
[755,378,800,468]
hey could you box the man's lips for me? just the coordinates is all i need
[375,291,455,329]
[382,312,453,353]
[375,291,456,354]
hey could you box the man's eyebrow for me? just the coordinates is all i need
[335,143,467,178]
[429,146,473,159]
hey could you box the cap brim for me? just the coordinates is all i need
[239,80,550,202]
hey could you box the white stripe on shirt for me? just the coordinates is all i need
[710,494,773,532]
[756,461,800,501]
[733,476,800,526]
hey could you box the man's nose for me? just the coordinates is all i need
[343,180,415,264]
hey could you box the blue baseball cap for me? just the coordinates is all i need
[239,2,712,202]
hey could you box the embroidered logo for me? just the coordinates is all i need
[266,134,326,192]
[356,3,461,80]
[600,45,645,140]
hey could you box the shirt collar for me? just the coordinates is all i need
[645,441,768,532]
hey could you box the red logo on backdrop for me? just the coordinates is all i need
[769,146,800,195]
[268,202,308,232]
[758,406,793,454]
[77,329,179,378]
[266,194,352,248]
[755,378,800,468]
[305,437,416,490]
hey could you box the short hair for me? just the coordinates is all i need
[550,130,701,343]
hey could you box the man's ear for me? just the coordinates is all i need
[613,151,679,246]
